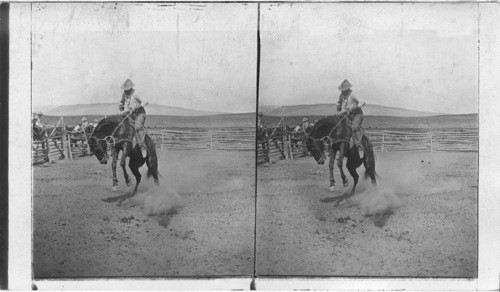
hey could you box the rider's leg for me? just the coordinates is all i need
[351,113,364,156]
[134,113,146,149]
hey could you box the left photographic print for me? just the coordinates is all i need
[31,3,257,278]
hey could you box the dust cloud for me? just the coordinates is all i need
[132,179,183,217]
[347,153,463,217]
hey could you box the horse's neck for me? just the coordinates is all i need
[98,117,132,139]
[321,118,345,138]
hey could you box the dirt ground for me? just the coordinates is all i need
[33,151,255,278]
[256,151,477,277]
[33,150,477,279]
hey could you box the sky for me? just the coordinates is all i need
[32,3,479,115]
[260,3,479,114]
[32,3,258,113]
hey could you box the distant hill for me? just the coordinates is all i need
[258,104,281,113]
[45,103,223,116]
[267,103,444,117]
[262,113,478,130]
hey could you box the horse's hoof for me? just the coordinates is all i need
[112,186,118,191]
[329,186,336,192]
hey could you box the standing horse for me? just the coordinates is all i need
[88,107,159,197]
[305,113,377,200]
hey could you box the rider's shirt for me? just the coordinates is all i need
[81,121,89,129]
[120,90,142,113]
[337,91,361,113]
[34,117,43,128]
[258,117,263,128]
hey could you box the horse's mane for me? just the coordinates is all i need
[308,114,345,139]
[92,115,126,139]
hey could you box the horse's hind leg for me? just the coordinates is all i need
[328,149,337,191]
[111,150,119,191]
[337,146,349,187]
[129,161,141,197]
[346,157,360,197]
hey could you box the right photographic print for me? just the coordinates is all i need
[256,3,478,277]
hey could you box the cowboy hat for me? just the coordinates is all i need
[82,117,87,121]
[121,79,135,90]
[338,79,352,91]
[303,117,308,122]
[258,111,263,116]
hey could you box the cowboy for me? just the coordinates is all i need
[81,117,89,130]
[336,79,365,151]
[301,118,309,134]
[33,112,43,128]
[258,111,264,129]
[72,124,82,133]
[119,79,147,149]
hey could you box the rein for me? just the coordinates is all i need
[89,106,149,154]
[308,114,349,146]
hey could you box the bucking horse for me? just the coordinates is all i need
[305,110,377,204]
[88,106,159,197]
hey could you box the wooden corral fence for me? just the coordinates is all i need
[366,129,478,152]
[32,117,91,164]
[257,116,478,165]
[32,138,51,165]
[148,128,255,152]
[32,117,478,166]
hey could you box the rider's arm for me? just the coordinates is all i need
[119,93,126,111]
[336,94,344,112]
[351,95,365,108]
[134,94,142,105]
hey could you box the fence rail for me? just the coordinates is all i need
[149,128,255,152]
[33,120,477,166]
[365,130,478,152]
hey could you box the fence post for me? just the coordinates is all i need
[381,130,385,152]
[281,116,287,159]
[430,132,433,152]
[61,121,68,159]
[209,129,213,151]
[67,133,73,159]
[45,137,51,163]
[161,131,165,151]
[83,130,91,156]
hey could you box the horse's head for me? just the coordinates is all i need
[305,137,327,165]
[88,136,109,164]
[305,117,341,165]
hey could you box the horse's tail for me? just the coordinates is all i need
[361,136,377,183]
[144,135,160,184]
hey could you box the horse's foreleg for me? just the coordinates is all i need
[337,146,349,187]
[329,150,336,191]
[120,149,131,187]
